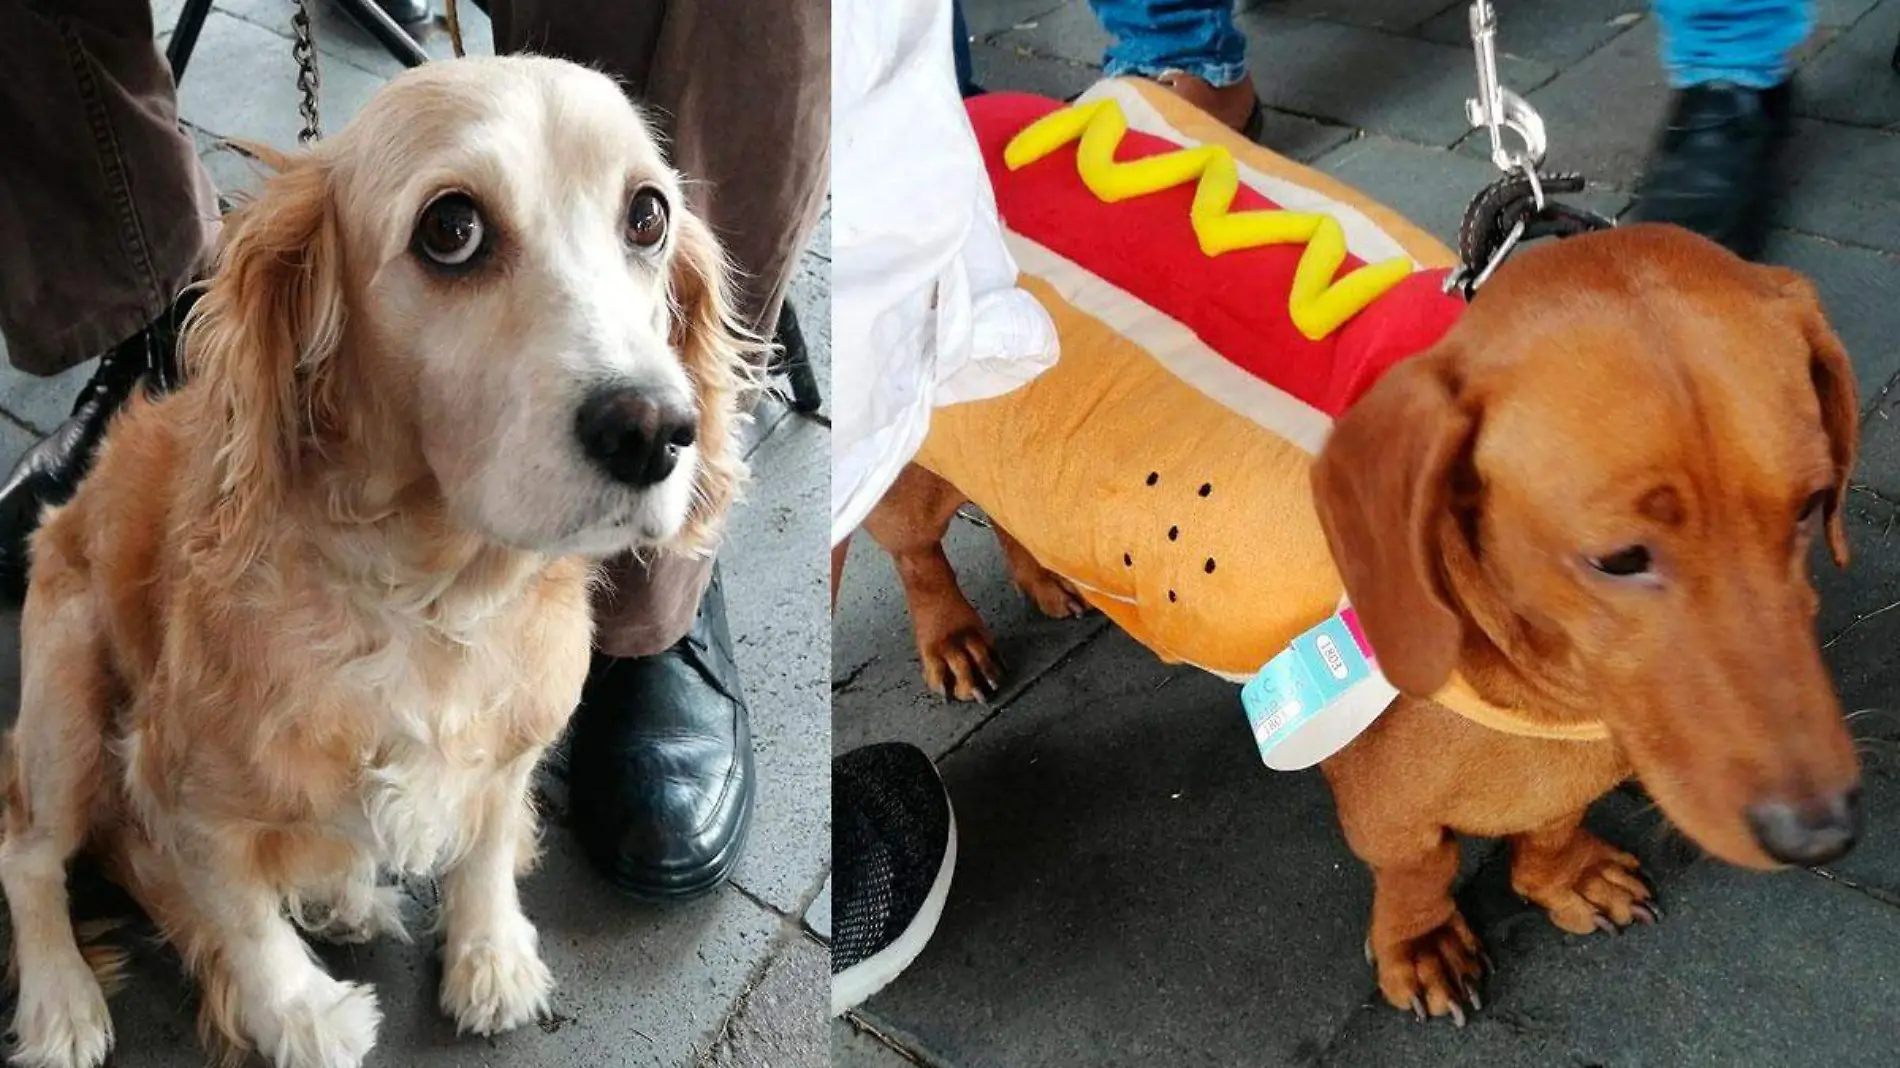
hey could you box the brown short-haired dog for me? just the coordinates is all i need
[864,226,1862,1025]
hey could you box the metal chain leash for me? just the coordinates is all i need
[291,0,322,146]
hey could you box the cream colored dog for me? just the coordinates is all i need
[0,56,753,1068]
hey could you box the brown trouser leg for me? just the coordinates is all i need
[0,0,219,375]
[492,0,831,657]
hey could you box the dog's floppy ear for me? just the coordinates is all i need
[1758,266,1859,568]
[181,149,345,573]
[664,208,763,557]
[1311,347,1477,696]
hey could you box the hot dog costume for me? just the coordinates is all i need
[916,78,1609,746]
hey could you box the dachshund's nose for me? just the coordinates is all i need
[575,386,697,487]
[1746,787,1861,865]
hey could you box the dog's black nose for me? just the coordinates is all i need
[575,386,698,487]
[1746,787,1861,865]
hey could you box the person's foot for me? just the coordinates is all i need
[564,567,755,901]
[0,288,198,602]
[1629,81,1793,261]
[1154,70,1264,139]
[831,742,958,1017]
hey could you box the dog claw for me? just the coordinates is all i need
[1592,914,1619,936]
[1448,1001,1467,1029]
[1630,903,1657,926]
[1410,995,1426,1023]
[1364,939,1375,966]
[1479,949,1496,976]
[1462,980,1482,1011]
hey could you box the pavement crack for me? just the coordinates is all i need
[1806,864,1900,911]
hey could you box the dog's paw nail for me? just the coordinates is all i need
[1479,950,1496,976]
[1363,939,1375,966]
[1410,995,1426,1023]
[1630,903,1657,925]
[1592,914,1618,936]
[1463,980,1482,1011]
[1448,1001,1467,1028]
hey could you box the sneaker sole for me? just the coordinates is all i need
[830,810,958,1017]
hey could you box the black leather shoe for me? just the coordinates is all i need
[565,567,755,901]
[0,288,197,602]
[1630,81,1793,261]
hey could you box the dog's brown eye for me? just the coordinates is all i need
[627,189,668,250]
[414,193,487,269]
[1591,545,1652,577]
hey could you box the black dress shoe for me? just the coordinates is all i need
[1630,81,1793,261]
[0,288,198,602]
[565,566,755,901]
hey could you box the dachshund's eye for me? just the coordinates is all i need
[626,188,668,250]
[1591,545,1652,578]
[1800,490,1829,524]
[414,193,487,269]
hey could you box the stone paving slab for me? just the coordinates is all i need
[724,416,833,918]
[701,934,829,1068]
[215,0,492,78]
[1416,0,1645,69]
[848,632,1379,1068]
[1234,13,1552,146]
[1796,0,1900,129]
[1262,0,1461,33]
[833,1022,931,1068]
[1778,119,1900,252]
[832,514,1111,760]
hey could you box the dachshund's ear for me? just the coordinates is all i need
[664,207,764,557]
[1311,346,1477,696]
[183,153,345,574]
[1756,266,1860,568]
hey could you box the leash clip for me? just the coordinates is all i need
[1445,171,1616,301]
[1463,0,1547,175]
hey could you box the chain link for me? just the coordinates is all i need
[291,0,321,146]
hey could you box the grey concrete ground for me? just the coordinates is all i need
[0,4,829,1066]
[835,1,1900,1066]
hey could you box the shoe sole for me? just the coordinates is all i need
[829,810,958,1017]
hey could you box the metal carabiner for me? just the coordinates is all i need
[1462,0,1547,175]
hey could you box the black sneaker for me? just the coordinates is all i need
[831,742,958,1016]
[1630,81,1793,261]
[0,286,198,602]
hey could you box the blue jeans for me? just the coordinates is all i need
[1652,0,1811,89]
[1087,0,1248,88]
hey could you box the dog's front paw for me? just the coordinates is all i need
[256,979,381,1068]
[1511,833,1657,935]
[439,919,554,1036]
[918,621,1003,703]
[1369,912,1488,1028]
[9,959,113,1068]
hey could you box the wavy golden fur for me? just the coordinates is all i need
[0,56,755,1068]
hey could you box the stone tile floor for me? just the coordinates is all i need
[0,3,830,1066]
[835,1,1900,1066]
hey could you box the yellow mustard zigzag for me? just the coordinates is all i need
[1003,98,1413,342]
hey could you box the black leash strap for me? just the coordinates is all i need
[1445,171,1617,302]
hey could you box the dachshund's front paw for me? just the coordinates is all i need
[1369,912,1489,1028]
[917,619,1003,703]
[1512,832,1658,935]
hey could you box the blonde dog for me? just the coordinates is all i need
[0,56,753,1068]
